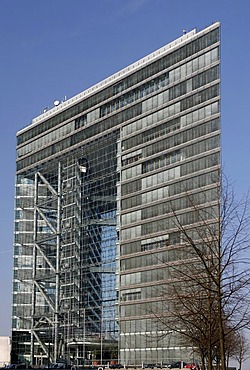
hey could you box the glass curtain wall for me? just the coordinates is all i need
[118,25,220,365]
[12,23,220,366]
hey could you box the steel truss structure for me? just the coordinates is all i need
[14,138,119,365]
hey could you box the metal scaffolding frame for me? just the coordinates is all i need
[26,138,119,365]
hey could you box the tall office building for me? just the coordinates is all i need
[12,22,220,366]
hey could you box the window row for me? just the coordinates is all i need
[143,118,220,158]
[121,193,140,211]
[122,210,141,225]
[15,185,34,197]
[180,84,219,111]
[120,271,142,286]
[121,179,142,196]
[120,248,187,272]
[13,292,32,305]
[140,206,218,236]
[120,301,151,318]
[142,150,181,174]
[141,188,219,220]
[121,246,207,275]
[119,231,180,256]
[17,127,120,172]
[121,204,218,241]
[122,101,179,137]
[75,113,87,129]
[122,168,219,214]
[141,166,180,190]
[141,185,169,205]
[169,65,219,101]
[168,47,219,84]
[123,83,219,141]
[120,241,141,255]
[12,305,32,319]
[123,116,180,151]
[12,317,31,330]
[14,233,35,244]
[101,73,170,117]
[102,48,218,118]
[15,197,34,208]
[122,153,142,167]
[13,283,29,297]
[15,221,34,232]
[17,120,75,159]
[122,154,219,211]
[183,134,220,159]
[141,232,180,251]
[122,164,142,181]
[14,245,33,256]
[120,290,142,301]
[15,210,34,220]
[121,165,179,196]
[180,152,220,177]
[168,169,220,197]
[119,316,180,334]
[121,185,169,212]
[192,65,219,90]
[122,185,217,223]
[122,101,219,151]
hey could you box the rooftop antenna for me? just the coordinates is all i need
[54,100,60,107]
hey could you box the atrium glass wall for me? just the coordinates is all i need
[12,137,119,365]
[12,22,220,366]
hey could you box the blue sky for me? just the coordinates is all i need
[0,0,250,339]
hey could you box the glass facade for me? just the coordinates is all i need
[12,23,220,366]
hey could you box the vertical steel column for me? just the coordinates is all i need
[116,139,122,365]
[83,308,86,363]
[100,305,103,366]
[54,162,61,361]
[30,173,38,365]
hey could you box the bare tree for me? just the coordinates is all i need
[224,324,238,368]
[151,175,250,370]
[232,331,250,370]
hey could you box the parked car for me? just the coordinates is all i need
[161,364,172,368]
[169,362,187,369]
[4,365,28,370]
[184,363,199,370]
[143,364,166,369]
[44,360,72,369]
[109,364,124,369]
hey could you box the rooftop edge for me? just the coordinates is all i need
[17,21,220,136]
